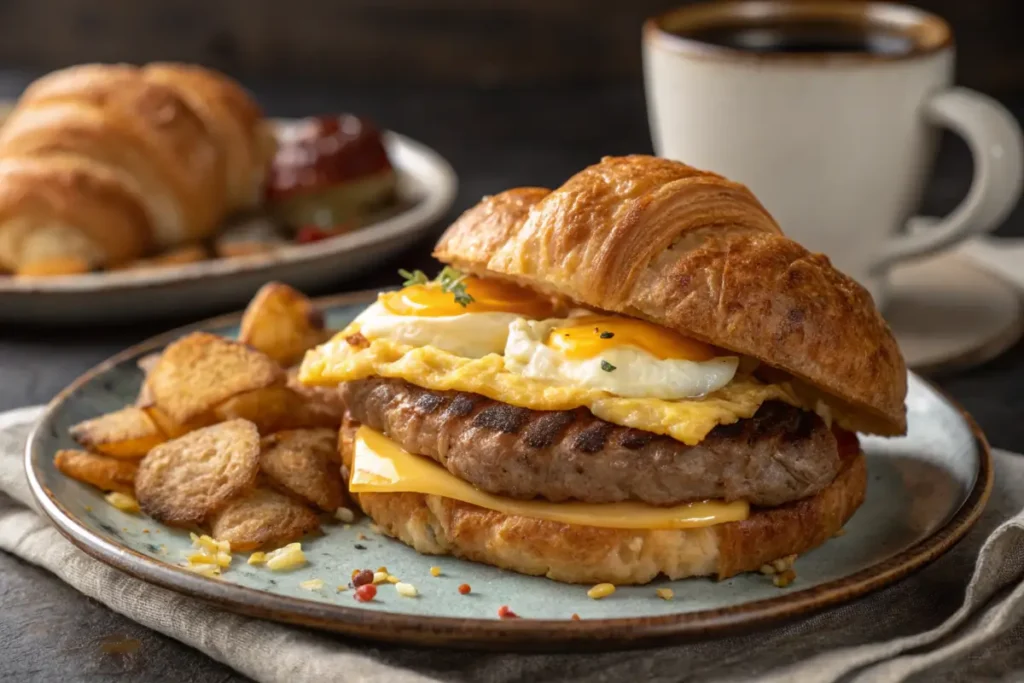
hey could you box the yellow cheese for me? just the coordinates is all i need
[301,329,802,446]
[350,426,749,530]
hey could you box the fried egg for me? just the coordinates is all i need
[503,315,738,400]
[354,277,556,358]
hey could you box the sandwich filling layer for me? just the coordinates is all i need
[301,323,818,448]
[349,424,750,530]
[341,377,843,507]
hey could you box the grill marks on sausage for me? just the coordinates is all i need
[573,422,613,454]
[619,429,653,450]
[414,392,445,414]
[523,411,576,449]
[445,394,478,418]
[472,404,530,434]
[340,377,844,506]
[410,387,585,451]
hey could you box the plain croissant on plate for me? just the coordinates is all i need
[0,63,277,275]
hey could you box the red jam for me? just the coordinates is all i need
[267,114,393,201]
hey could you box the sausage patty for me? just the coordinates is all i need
[340,377,845,507]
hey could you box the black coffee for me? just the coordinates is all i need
[676,20,916,56]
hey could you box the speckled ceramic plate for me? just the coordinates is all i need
[0,128,457,324]
[25,291,992,649]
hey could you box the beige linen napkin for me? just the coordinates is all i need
[3,405,1024,683]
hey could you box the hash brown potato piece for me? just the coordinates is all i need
[287,365,346,419]
[136,352,162,375]
[239,282,332,367]
[69,406,166,458]
[142,405,215,439]
[259,429,343,511]
[214,386,340,434]
[135,380,154,408]
[134,352,162,407]
[211,487,320,551]
[135,419,260,526]
[147,332,285,424]
[54,449,138,495]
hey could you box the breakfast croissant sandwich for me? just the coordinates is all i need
[0,63,275,275]
[300,155,907,585]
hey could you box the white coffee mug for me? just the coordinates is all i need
[643,0,1023,307]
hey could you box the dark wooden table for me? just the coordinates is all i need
[2,78,1023,682]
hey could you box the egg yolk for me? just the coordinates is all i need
[381,277,556,318]
[546,315,717,361]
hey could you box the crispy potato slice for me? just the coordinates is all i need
[259,429,343,511]
[135,419,260,527]
[54,450,137,495]
[211,487,320,551]
[142,405,214,439]
[136,383,154,408]
[137,352,162,375]
[69,406,166,458]
[239,283,332,366]
[214,386,340,434]
[287,365,346,418]
[134,352,162,407]
[147,332,284,425]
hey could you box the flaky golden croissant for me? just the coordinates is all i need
[0,63,276,274]
[435,155,906,436]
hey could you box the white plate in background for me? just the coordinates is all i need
[0,130,457,324]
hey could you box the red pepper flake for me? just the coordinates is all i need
[352,569,374,588]
[497,605,518,619]
[571,613,581,621]
[458,583,471,595]
[354,584,377,602]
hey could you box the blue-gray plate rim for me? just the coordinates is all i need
[24,290,993,650]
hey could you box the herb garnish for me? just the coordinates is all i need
[396,266,476,307]
[437,266,475,307]
[599,331,614,339]
[600,360,617,372]
[398,269,429,286]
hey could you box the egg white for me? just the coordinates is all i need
[503,318,739,400]
[354,301,521,358]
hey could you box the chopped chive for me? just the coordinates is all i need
[398,268,429,286]
[436,266,475,307]
[600,360,617,372]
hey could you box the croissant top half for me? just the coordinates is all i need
[434,155,907,436]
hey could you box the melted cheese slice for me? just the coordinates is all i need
[350,426,749,530]
[301,328,803,445]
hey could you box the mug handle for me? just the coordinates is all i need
[870,87,1023,273]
